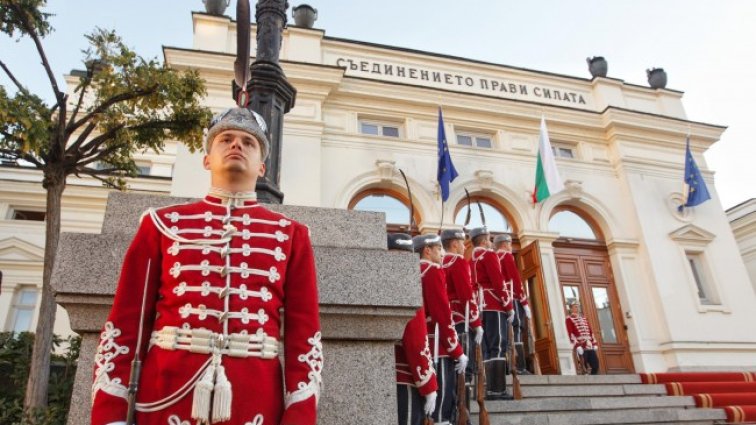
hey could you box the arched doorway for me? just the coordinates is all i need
[453,196,518,256]
[349,188,421,234]
[549,206,634,374]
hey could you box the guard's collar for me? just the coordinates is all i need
[204,187,258,207]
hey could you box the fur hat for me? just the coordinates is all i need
[387,233,413,252]
[412,234,442,253]
[204,107,270,161]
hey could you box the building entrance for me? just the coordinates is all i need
[554,241,634,374]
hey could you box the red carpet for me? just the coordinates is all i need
[641,372,756,384]
[724,405,756,423]
[694,393,756,408]
[640,372,756,424]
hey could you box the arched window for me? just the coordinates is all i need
[548,208,601,240]
[349,188,419,234]
[453,197,512,233]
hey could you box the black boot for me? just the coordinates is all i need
[516,344,531,375]
[494,360,514,400]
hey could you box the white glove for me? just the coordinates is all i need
[576,346,584,356]
[455,354,469,374]
[474,326,484,345]
[424,391,437,416]
[593,345,599,352]
[523,305,532,319]
[586,341,593,349]
[507,310,515,324]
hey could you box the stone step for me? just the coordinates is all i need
[469,395,696,413]
[470,406,727,425]
[520,383,667,398]
[517,374,642,385]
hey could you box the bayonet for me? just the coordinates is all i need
[234,0,252,107]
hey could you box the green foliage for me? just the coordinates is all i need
[0,332,81,425]
[0,0,52,40]
[0,1,212,189]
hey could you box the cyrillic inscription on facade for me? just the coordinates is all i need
[331,56,591,109]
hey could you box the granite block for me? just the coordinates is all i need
[67,333,98,425]
[51,233,129,296]
[320,305,415,341]
[318,341,397,425]
[52,235,422,309]
[315,248,420,307]
[102,192,388,250]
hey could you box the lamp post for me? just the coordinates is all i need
[233,0,297,204]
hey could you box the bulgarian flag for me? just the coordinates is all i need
[532,116,564,203]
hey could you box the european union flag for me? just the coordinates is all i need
[437,107,458,202]
[680,137,711,210]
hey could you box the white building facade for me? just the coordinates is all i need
[2,11,754,373]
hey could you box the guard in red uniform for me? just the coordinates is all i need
[494,234,532,375]
[91,108,322,425]
[414,234,467,425]
[389,233,438,425]
[565,301,600,375]
[470,227,513,400]
[441,229,483,384]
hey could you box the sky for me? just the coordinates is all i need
[2,0,755,209]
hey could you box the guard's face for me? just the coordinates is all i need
[570,304,580,316]
[450,239,465,255]
[203,130,266,180]
[428,244,444,264]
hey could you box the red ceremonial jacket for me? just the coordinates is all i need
[420,260,464,360]
[565,315,598,350]
[497,250,529,306]
[442,254,482,329]
[91,194,322,425]
[395,307,438,396]
[472,247,513,313]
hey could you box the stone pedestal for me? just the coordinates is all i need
[52,192,420,424]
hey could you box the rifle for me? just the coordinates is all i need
[508,322,522,400]
[126,260,152,425]
[527,316,542,375]
[475,344,490,425]
[456,367,469,425]
[456,324,469,425]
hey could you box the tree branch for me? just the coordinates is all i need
[0,59,29,95]
[77,123,126,158]
[65,121,97,158]
[11,3,64,104]
[74,167,122,189]
[77,142,124,168]
[66,75,92,129]
[69,85,158,131]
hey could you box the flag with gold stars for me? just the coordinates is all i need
[681,137,711,210]
[437,107,458,202]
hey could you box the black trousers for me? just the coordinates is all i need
[481,311,510,397]
[481,311,509,361]
[511,301,528,370]
[397,384,424,425]
[432,357,457,424]
[582,349,600,375]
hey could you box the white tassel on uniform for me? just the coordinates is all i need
[212,364,232,423]
[192,363,216,423]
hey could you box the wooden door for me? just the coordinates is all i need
[554,242,634,374]
[518,241,560,374]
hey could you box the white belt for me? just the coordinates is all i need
[150,326,278,359]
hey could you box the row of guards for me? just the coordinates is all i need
[390,103,617,424]
[390,166,539,425]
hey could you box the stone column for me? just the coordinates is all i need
[52,192,420,424]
